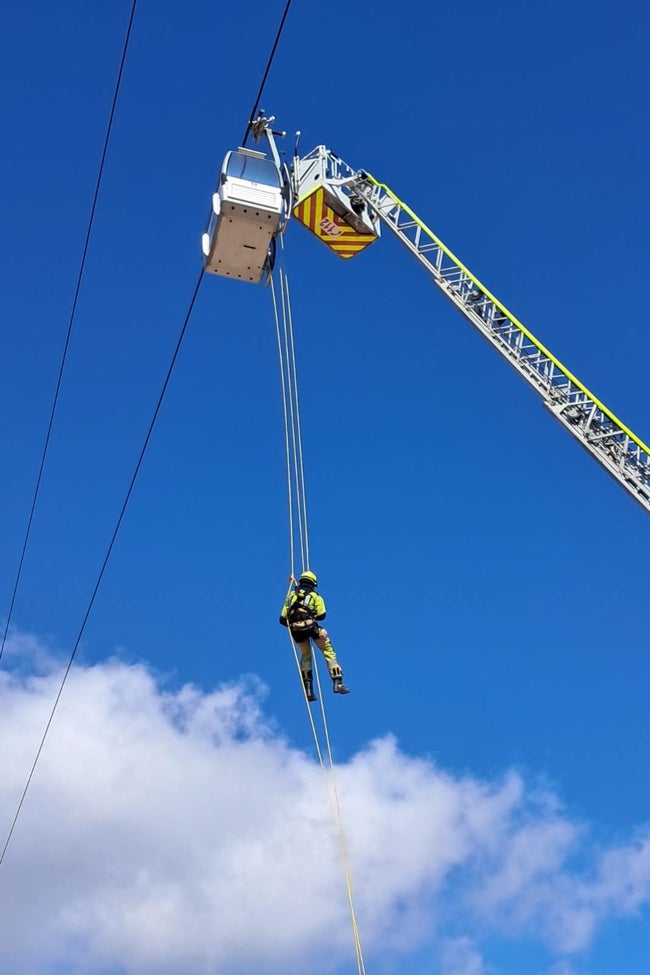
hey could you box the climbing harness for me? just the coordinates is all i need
[285,587,319,631]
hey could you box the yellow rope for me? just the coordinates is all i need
[312,662,366,973]
[286,628,366,975]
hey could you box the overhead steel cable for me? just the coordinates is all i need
[241,0,294,146]
[0,269,204,867]
[0,0,139,664]
[1,0,296,865]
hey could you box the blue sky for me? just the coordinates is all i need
[1,1,650,973]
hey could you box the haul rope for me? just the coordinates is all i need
[271,246,366,975]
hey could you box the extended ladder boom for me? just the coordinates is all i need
[292,146,650,514]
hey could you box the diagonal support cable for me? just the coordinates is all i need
[0,0,139,663]
[0,270,203,866]
[241,0,294,146]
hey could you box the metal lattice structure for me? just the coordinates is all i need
[293,145,650,514]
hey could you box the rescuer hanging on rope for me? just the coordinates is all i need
[280,571,350,701]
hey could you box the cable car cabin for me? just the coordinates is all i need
[202,148,285,284]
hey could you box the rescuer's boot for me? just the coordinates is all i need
[330,666,350,695]
[302,669,317,702]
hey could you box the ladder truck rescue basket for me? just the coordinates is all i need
[202,148,285,284]
[293,146,380,259]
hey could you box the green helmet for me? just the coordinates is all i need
[298,570,318,588]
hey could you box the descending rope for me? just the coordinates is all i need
[312,663,366,975]
[271,255,366,975]
[0,0,139,664]
[281,270,311,569]
[270,275,297,573]
[277,265,310,568]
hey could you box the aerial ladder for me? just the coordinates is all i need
[202,116,650,515]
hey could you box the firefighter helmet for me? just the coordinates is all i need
[298,571,318,588]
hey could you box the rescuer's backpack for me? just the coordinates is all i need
[286,587,318,631]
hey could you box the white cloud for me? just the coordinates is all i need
[439,936,486,975]
[0,637,649,975]
[539,964,581,975]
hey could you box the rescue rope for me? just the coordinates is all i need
[280,269,311,569]
[271,255,366,975]
[272,255,310,570]
[278,267,307,568]
[270,276,297,574]
[287,627,366,975]
[311,654,366,974]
